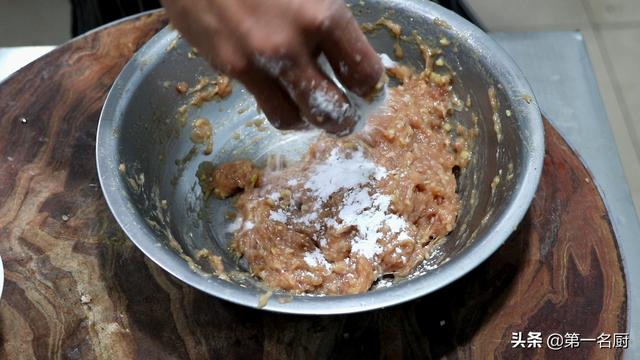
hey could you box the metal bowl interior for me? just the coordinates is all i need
[97,0,543,314]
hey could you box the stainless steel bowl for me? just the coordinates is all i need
[97,0,543,314]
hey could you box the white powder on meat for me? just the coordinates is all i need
[304,248,331,270]
[336,188,408,259]
[296,211,319,227]
[304,148,387,202]
[264,147,410,264]
[227,217,243,233]
[269,210,288,223]
[243,221,255,230]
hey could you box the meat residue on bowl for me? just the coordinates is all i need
[198,62,470,295]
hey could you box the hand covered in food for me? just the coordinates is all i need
[162,0,384,135]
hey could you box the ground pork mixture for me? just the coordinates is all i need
[199,69,468,295]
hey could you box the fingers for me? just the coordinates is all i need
[278,55,358,135]
[165,0,371,135]
[237,69,306,131]
[319,3,384,98]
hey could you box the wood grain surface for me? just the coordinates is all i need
[0,11,627,360]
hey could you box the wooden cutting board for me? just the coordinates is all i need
[0,11,627,359]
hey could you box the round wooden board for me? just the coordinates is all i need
[0,12,627,359]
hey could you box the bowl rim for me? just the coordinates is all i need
[96,0,544,315]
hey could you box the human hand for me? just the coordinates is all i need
[161,0,384,135]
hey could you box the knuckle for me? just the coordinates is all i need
[300,12,326,32]
[207,42,250,76]
[300,0,344,31]
[247,32,291,57]
[215,54,249,76]
[249,37,296,77]
[227,58,250,76]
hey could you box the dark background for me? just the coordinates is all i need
[69,0,476,36]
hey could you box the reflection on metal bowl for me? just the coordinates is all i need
[97,0,543,314]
